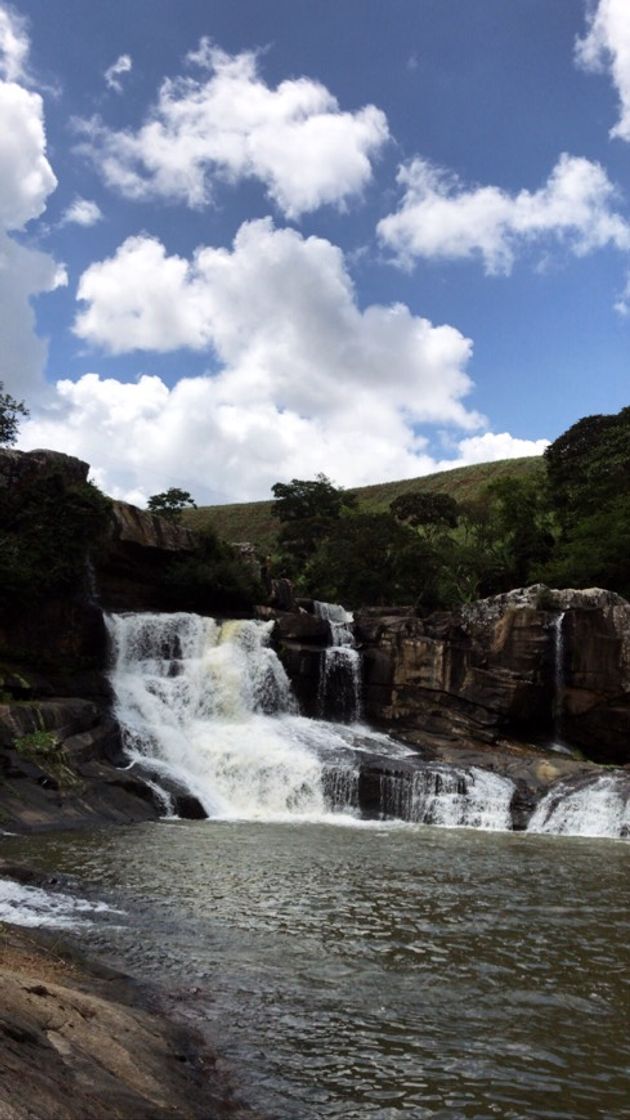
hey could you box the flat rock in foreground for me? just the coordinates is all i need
[0,923,256,1120]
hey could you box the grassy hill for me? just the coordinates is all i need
[183,456,545,551]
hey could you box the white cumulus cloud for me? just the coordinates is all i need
[104,53,132,94]
[0,32,63,402]
[0,80,56,230]
[73,217,479,430]
[60,196,103,227]
[18,370,547,506]
[0,3,29,82]
[76,40,389,218]
[14,216,545,503]
[576,0,630,142]
[377,153,630,274]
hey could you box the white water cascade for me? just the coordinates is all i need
[528,773,630,840]
[314,601,362,722]
[377,766,515,831]
[108,613,330,821]
[550,610,567,749]
[105,611,628,840]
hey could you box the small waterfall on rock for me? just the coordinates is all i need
[376,766,515,831]
[314,601,362,722]
[550,610,568,749]
[528,773,630,839]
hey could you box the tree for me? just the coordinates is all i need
[272,473,356,522]
[544,407,630,524]
[0,382,29,446]
[540,406,630,596]
[147,488,197,522]
[304,513,441,608]
[272,474,357,576]
[390,491,460,539]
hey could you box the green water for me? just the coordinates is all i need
[3,821,629,1120]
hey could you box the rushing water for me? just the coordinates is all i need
[104,611,630,838]
[315,600,362,723]
[106,611,414,823]
[529,773,630,838]
[2,822,628,1120]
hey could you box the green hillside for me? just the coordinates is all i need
[183,456,545,551]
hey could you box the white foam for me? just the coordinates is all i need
[0,878,118,929]
[528,773,630,839]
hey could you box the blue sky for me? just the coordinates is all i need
[3,0,630,503]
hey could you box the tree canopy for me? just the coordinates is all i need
[147,488,197,522]
[0,382,29,446]
[390,491,459,536]
[272,474,356,522]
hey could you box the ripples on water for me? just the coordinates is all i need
[3,822,629,1120]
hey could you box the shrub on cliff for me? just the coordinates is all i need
[162,527,264,613]
[0,382,28,446]
[0,467,112,605]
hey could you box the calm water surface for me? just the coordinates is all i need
[3,822,629,1120]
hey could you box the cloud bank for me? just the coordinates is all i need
[76,40,389,218]
[0,3,64,400]
[576,0,630,142]
[378,153,630,273]
[17,217,546,503]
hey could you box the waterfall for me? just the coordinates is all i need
[106,611,522,832]
[551,610,566,746]
[314,601,362,722]
[376,766,515,831]
[107,613,328,821]
[528,774,630,840]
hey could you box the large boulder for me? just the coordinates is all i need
[0,447,89,491]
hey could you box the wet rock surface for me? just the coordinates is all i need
[0,695,160,833]
[354,586,630,766]
[0,906,257,1120]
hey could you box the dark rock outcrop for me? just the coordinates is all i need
[0,447,89,491]
[0,693,160,832]
[0,920,257,1120]
[95,500,198,613]
[355,586,630,766]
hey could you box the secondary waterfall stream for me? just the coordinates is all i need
[551,609,567,747]
[315,600,362,722]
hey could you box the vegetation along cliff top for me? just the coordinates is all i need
[183,456,545,551]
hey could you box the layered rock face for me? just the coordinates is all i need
[95,499,197,612]
[356,585,630,766]
[0,450,200,829]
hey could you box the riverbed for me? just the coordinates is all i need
[2,820,628,1119]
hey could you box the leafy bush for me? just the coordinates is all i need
[163,527,264,613]
[0,468,112,606]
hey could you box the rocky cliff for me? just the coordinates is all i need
[96,499,197,612]
[355,585,630,766]
[0,449,204,830]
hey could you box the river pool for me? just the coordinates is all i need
[2,819,628,1120]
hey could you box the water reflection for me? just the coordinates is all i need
[2,822,628,1119]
